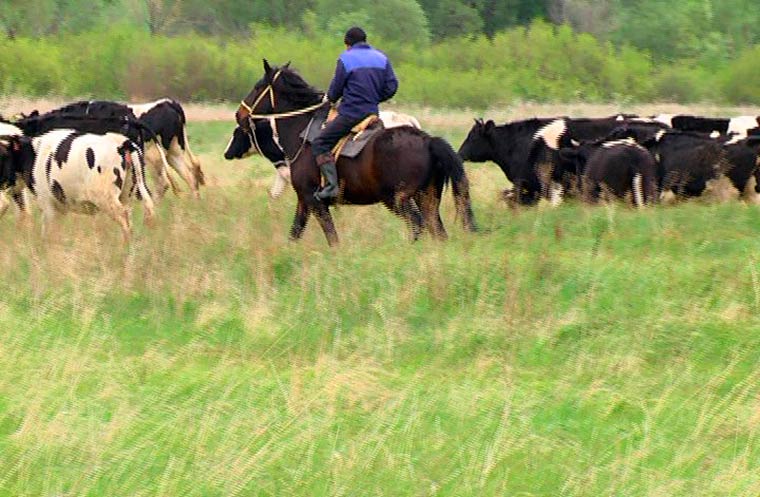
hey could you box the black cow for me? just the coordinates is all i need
[528,117,669,204]
[558,137,657,206]
[458,118,555,205]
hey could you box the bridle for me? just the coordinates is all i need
[237,68,328,166]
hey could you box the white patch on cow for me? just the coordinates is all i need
[602,138,640,149]
[0,123,22,137]
[269,164,291,199]
[632,173,644,208]
[127,98,173,118]
[725,133,744,145]
[660,190,677,204]
[655,129,667,142]
[534,119,566,150]
[654,153,661,163]
[652,114,674,127]
[616,115,625,121]
[571,139,580,147]
[379,111,421,129]
[704,174,739,202]
[549,182,564,206]
[710,131,721,139]
[727,116,757,138]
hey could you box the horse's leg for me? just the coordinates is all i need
[289,198,310,241]
[385,195,424,241]
[415,186,447,240]
[311,200,339,246]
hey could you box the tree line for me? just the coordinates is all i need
[0,1,759,105]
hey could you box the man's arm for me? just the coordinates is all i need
[327,59,347,104]
[380,61,398,102]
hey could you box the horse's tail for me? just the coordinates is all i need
[428,137,477,232]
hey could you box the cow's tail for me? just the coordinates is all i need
[429,136,477,232]
[182,124,205,186]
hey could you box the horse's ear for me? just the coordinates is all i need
[263,58,272,74]
[284,60,291,68]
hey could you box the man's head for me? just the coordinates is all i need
[344,27,367,48]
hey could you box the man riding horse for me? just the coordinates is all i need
[312,26,399,200]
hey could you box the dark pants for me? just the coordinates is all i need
[312,114,365,157]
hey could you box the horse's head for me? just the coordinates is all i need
[458,118,495,162]
[236,59,295,129]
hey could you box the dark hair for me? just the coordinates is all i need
[344,27,367,46]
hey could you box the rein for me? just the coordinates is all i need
[239,68,328,166]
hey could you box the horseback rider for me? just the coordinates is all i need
[312,26,399,200]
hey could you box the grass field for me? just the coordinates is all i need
[2,105,760,496]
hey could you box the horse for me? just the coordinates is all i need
[235,59,476,246]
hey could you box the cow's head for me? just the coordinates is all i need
[224,125,256,160]
[557,144,593,176]
[459,119,495,162]
[0,135,34,189]
[224,121,286,165]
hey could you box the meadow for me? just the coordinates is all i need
[1,103,760,496]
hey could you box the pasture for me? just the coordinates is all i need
[1,103,760,496]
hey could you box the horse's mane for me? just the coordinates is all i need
[275,66,324,106]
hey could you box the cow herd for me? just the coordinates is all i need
[0,99,204,241]
[2,97,760,244]
[458,114,760,208]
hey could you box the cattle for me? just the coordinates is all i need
[0,130,155,242]
[16,99,204,198]
[128,99,205,196]
[612,128,758,202]
[558,137,657,207]
[227,111,423,199]
[0,122,29,219]
[528,117,668,204]
[11,106,177,199]
[660,114,760,138]
[458,118,555,205]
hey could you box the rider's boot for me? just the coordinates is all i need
[314,153,339,201]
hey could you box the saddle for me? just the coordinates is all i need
[302,109,384,159]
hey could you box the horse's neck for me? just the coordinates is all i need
[276,113,313,158]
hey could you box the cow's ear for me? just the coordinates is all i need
[263,58,272,74]
[484,120,495,133]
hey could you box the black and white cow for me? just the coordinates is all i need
[659,114,760,139]
[458,118,555,205]
[0,121,30,219]
[558,137,658,207]
[128,99,205,196]
[17,99,204,198]
[0,129,155,241]
[614,128,758,202]
[224,120,290,198]
[528,117,669,205]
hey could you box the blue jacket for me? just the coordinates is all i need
[327,43,398,120]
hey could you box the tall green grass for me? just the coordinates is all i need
[1,119,760,495]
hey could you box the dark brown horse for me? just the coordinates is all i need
[235,59,477,246]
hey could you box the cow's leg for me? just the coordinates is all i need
[132,150,156,227]
[12,190,32,227]
[311,200,339,246]
[40,204,60,241]
[143,143,172,199]
[0,192,11,220]
[289,198,310,240]
[102,196,132,244]
[167,141,200,199]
